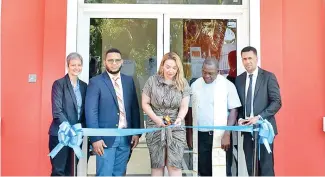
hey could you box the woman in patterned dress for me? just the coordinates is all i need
[142,52,191,176]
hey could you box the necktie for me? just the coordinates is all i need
[113,76,127,128]
[246,74,253,117]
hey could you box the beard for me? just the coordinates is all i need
[106,65,122,75]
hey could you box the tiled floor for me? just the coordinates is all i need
[85,134,248,176]
[87,137,152,176]
[86,136,193,176]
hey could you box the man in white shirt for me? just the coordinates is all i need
[191,59,241,176]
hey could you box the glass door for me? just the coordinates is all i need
[76,12,163,176]
[77,13,163,83]
[76,6,249,176]
[164,13,249,176]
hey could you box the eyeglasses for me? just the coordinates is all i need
[106,59,122,64]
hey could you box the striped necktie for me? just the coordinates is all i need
[113,76,127,128]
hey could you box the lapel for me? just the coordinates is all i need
[65,74,78,111]
[101,72,118,107]
[254,67,264,99]
[120,74,128,107]
[79,81,86,110]
[240,72,247,104]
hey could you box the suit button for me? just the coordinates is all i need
[117,113,119,115]
[116,124,118,127]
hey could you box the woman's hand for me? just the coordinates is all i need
[173,117,182,126]
[155,116,166,127]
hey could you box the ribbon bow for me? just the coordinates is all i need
[48,121,84,159]
[255,119,275,159]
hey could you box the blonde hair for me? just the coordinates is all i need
[158,52,185,91]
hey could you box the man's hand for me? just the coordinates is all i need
[221,132,231,151]
[245,116,259,125]
[92,140,107,156]
[131,136,139,150]
[238,118,247,125]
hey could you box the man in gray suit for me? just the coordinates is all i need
[235,46,282,176]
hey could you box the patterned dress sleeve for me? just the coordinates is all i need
[182,79,191,98]
[142,75,154,98]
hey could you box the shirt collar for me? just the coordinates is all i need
[106,71,121,80]
[246,67,259,78]
[70,78,80,89]
[156,74,176,88]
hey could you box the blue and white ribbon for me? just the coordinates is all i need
[48,121,274,159]
[48,122,83,159]
[257,119,275,155]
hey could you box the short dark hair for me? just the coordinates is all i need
[241,46,258,56]
[106,48,121,56]
[202,58,219,70]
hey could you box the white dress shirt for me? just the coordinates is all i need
[107,71,127,128]
[196,77,242,131]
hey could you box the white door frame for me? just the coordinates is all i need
[65,0,260,176]
[74,5,165,176]
[163,11,250,176]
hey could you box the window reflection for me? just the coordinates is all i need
[170,19,237,82]
[89,18,158,129]
[171,19,237,172]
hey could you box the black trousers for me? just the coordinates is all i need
[198,131,237,176]
[243,133,275,176]
[49,135,76,176]
[198,131,213,176]
[49,135,90,176]
[226,132,238,177]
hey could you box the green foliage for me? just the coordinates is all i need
[89,18,157,76]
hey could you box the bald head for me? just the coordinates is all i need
[202,59,219,84]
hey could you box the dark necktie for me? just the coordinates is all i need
[246,74,253,117]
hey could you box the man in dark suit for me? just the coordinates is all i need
[235,46,282,176]
[85,48,141,176]
[49,52,87,176]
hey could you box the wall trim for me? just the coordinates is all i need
[65,0,78,72]
[249,0,261,66]
[0,0,2,175]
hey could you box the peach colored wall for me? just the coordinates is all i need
[1,0,67,175]
[1,0,325,175]
[40,0,68,174]
[2,0,45,175]
[261,0,325,175]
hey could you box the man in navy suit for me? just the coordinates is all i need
[85,48,141,176]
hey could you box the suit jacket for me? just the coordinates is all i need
[85,72,141,147]
[235,67,282,134]
[49,74,87,136]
